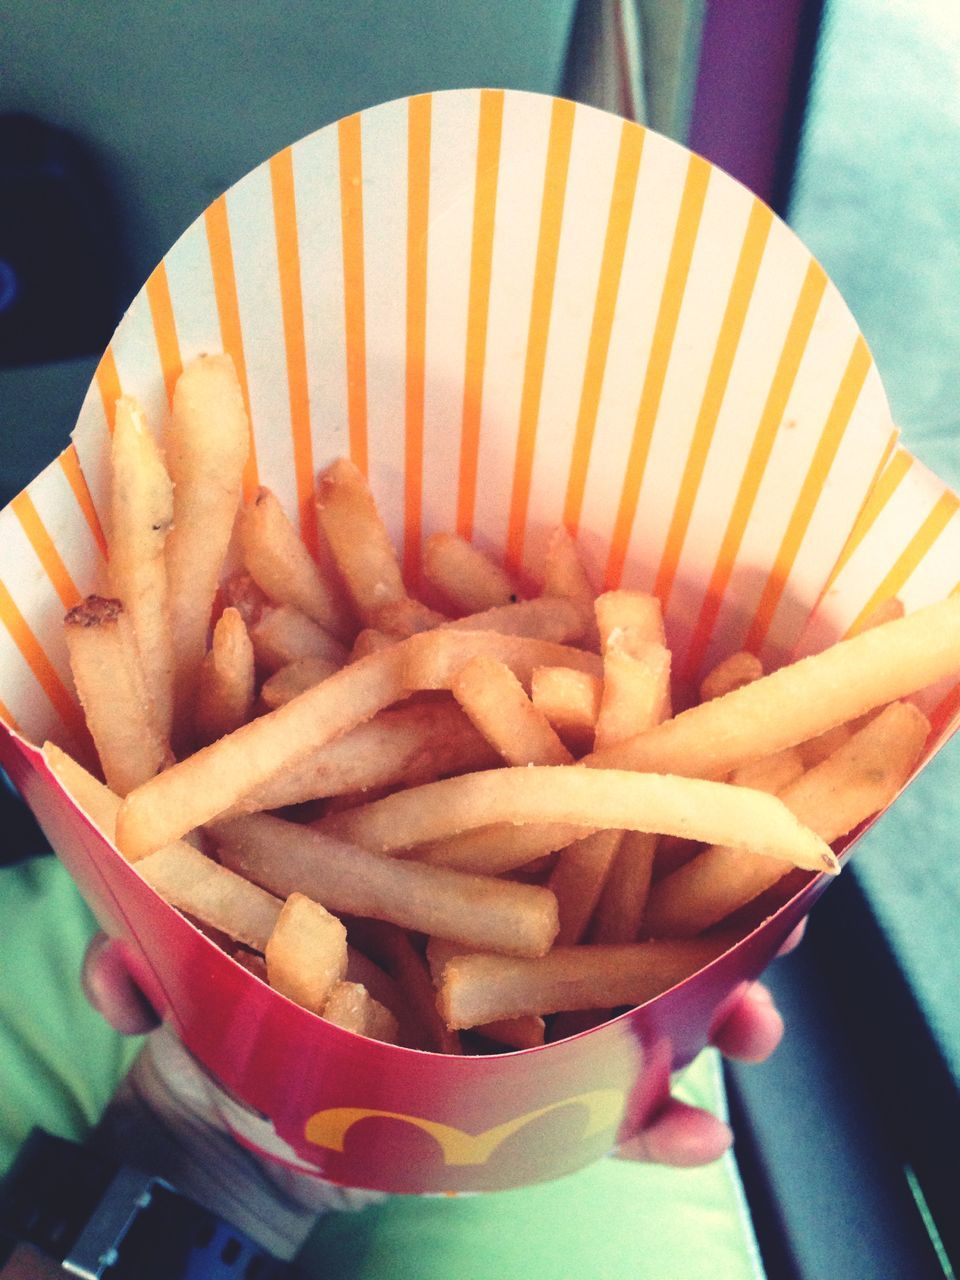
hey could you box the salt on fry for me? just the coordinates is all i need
[594,591,665,651]
[699,651,763,702]
[195,607,255,745]
[320,766,838,873]
[531,667,602,752]
[116,643,410,859]
[259,655,342,710]
[403,629,602,693]
[212,813,560,958]
[316,458,406,621]
[249,605,348,673]
[108,396,175,739]
[587,597,960,780]
[643,700,930,938]
[443,597,587,646]
[452,656,573,767]
[240,486,354,640]
[594,637,670,750]
[424,533,518,614]
[63,596,170,795]
[165,354,249,733]
[265,892,348,1014]
[322,981,400,1044]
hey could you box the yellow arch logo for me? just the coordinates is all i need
[304,1089,624,1167]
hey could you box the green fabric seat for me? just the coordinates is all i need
[0,857,762,1278]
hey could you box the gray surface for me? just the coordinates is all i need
[789,0,960,1078]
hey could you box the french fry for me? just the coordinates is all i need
[403,629,602,692]
[139,842,283,951]
[587,597,960,780]
[438,937,729,1028]
[212,813,560,958]
[315,458,406,621]
[345,946,409,1026]
[232,947,269,980]
[643,701,930,938]
[43,740,145,856]
[240,486,354,640]
[195,607,255,745]
[63,597,170,795]
[699,651,763,702]
[594,637,671,750]
[319,766,838,872]
[108,396,175,739]
[548,829,624,945]
[349,629,395,661]
[231,701,497,814]
[321,981,400,1044]
[729,746,805,795]
[249,605,349,673]
[116,643,410,859]
[265,892,348,1014]
[796,722,852,768]
[371,597,448,638]
[165,354,249,733]
[259,655,343,709]
[412,822,588,874]
[452,656,573,767]
[423,941,546,1049]
[594,590,665,651]
[442,597,587,646]
[356,922,461,1054]
[589,830,658,944]
[530,666,602,752]
[541,527,597,644]
[424,533,519,614]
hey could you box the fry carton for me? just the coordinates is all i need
[2,90,958,1194]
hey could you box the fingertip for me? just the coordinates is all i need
[82,934,161,1036]
[711,981,784,1063]
[617,1100,733,1168]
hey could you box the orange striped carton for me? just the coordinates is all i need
[1,91,957,1194]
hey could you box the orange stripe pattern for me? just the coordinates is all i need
[403,95,432,584]
[95,348,122,434]
[456,90,505,539]
[59,446,108,559]
[0,696,20,733]
[682,260,828,677]
[604,153,712,590]
[818,442,911,601]
[338,114,369,477]
[0,580,84,739]
[270,147,318,558]
[653,199,773,609]
[145,262,183,408]
[11,494,81,610]
[845,491,960,637]
[743,335,872,652]
[504,97,577,574]
[204,195,259,500]
[562,121,645,536]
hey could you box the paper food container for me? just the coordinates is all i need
[2,90,959,1195]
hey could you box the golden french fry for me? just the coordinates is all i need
[43,741,153,861]
[796,722,853,768]
[232,947,269,980]
[349,629,395,661]
[63,597,170,795]
[212,813,560,958]
[595,638,671,750]
[728,746,805,795]
[412,821,588,874]
[443,597,587,646]
[232,701,497,814]
[195,607,255,745]
[452,656,573,767]
[315,458,406,621]
[356,921,461,1054]
[541,527,597,645]
[424,533,519,614]
[320,766,838,872]
[643,700,930,938]
[116,643,410,859]
[403,629,602,692]
[259,655,343,710]
[139,842,282,951]
[322,981,400,1044]
[548,829,624,945]
[240,486,354,640]
[438,938,728,1028]
[594,590,665,651]
[109,396,175,739]
[589,830,658,944]
[249,604,349,673]
[530,666,601,752]
[473,1016,546,1049]
[265,892,347,1014]
[165,354,249,732]
[587,597,960,780]
[371,597,448,638]
[699,651,763,702]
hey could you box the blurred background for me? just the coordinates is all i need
[1,3,958,1276]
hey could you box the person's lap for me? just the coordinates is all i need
[0,856,762,1279]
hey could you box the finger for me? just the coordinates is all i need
[81,934,161,1035]
[775,918,806,958]
[616,1099,733,1167]
[710,980,784,1063]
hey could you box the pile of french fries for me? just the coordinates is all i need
[47,353,960,1053]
